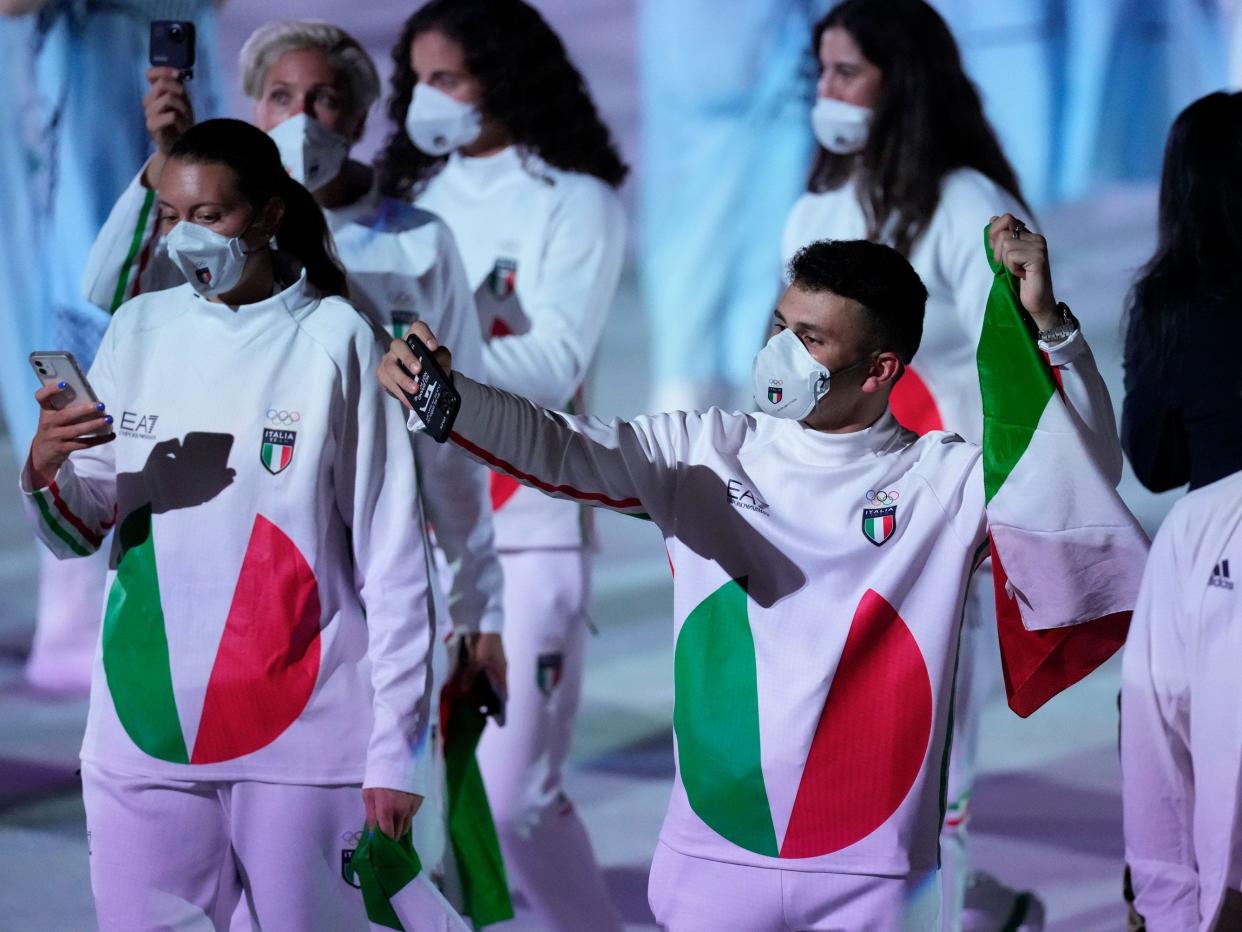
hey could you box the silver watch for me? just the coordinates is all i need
[1037,301,1078,344]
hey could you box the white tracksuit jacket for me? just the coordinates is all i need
[781,168,1122,475]
[1122,470,1242,932]
[415,146,627,550]
[442,322,1135,875]
[83,167,502,634]
[21,272,433,793]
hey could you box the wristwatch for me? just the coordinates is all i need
[1037,301,1078,345]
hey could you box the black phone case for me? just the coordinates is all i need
[400,334,461,443]
[150,21,196,74]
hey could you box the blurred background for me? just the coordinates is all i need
[0,1,1238,929]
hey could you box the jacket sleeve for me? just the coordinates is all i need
[1039,329,1124,487]
[482,181,626,408]
[81,162,182,312]
[448,374,690,531]
[1121,516,1198,931]
[411,222,503,634]
[1121,314,1189,492]
[19,318,121,557]
[335,328,436,794]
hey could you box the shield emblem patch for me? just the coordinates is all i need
[767,386,783,404]
[536,652,563,696]
[261,428,296,475]
[488,258,518,298]
[341,849,361,888]
[862,506,896,546]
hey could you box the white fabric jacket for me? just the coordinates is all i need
[82,166,502,634]
[442,322,1139,875]
[781,169,1122,484]
[415,146,627,549]
[23,273,434,793]
[1123,470,1242,932]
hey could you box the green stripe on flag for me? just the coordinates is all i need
[976,225,1057,504]
[444,700,514,926]
[32,490,91,557]
[102,505,189,763]
[674,577,778,856]
[110,188,156,312]
[352,828,423,930]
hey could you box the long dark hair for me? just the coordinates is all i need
[1126,91,1242,362]
[376,0,628,200]
[167,119,348,297]
[809,0,1028,256]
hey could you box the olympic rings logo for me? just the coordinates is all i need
[266,409,301,425]
[341,830,364,844]
[865,489,900,505]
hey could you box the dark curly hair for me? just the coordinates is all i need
[377,0,628,199]
[809,0,1029,257]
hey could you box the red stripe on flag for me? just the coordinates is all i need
[450,432,643,510]
[48,480,103,548]
[991,536,1129,718]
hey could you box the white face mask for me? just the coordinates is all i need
[752,328,872,421]
[165,220,262,298]
[267,112,350,191]
[811,97,873,155]
[404,83,482,156]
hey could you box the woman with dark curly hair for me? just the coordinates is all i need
[376,2,627,929]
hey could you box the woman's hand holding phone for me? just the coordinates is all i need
[28,384,114,489]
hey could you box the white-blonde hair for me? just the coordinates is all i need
[240,20,381,116]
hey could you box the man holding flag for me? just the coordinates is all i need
[378,215,1146,929]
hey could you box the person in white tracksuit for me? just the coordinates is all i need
[375,2,628,928]
[79,20,506,891]
[1121,469,1242,932]
[779,3,1123,927]
[0,0,220,692]
[378,225,1148,931]
[23,117,460,931]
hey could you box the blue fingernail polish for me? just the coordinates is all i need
[58,381,66,389]
[96,402,105,411]
[105,415,113,425]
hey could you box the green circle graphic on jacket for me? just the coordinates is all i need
[101,505,321,764]
[674,578,933,858]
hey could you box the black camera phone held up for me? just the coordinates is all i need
[150,20,196,79]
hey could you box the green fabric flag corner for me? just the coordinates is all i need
[351,828,423,931]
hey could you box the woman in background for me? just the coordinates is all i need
[377,2,628,928]
[1121,90,1242,494]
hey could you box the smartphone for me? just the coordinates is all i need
[399,333,461,443]
[454,640,506,726]
[150,20,196,79]
[29,351,108,437]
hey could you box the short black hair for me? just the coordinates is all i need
[787,239,927,364]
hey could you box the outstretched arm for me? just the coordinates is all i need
[379,323,688,531]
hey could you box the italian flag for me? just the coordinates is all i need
[351,829,471,931]
[977,227,1148,716]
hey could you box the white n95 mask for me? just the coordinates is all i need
[811,97,873,155]
[752,328,833,420]
[268,113,349,191]
[165,221,256,298]
[404,83,482,156]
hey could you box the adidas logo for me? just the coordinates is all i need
[1209,559,1235,590]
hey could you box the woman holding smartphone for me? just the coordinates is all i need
[376,2,628,928]
[780,1,1122,928]
[23,118,446,931]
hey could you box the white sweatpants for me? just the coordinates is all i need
[648,842,941,932]
[82,762,458,932]
[476,548,623,932]
[26,545,107,690]
[940,568,1002,928]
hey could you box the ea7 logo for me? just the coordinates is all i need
[119,411,159,439]
[727,478,770,515]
